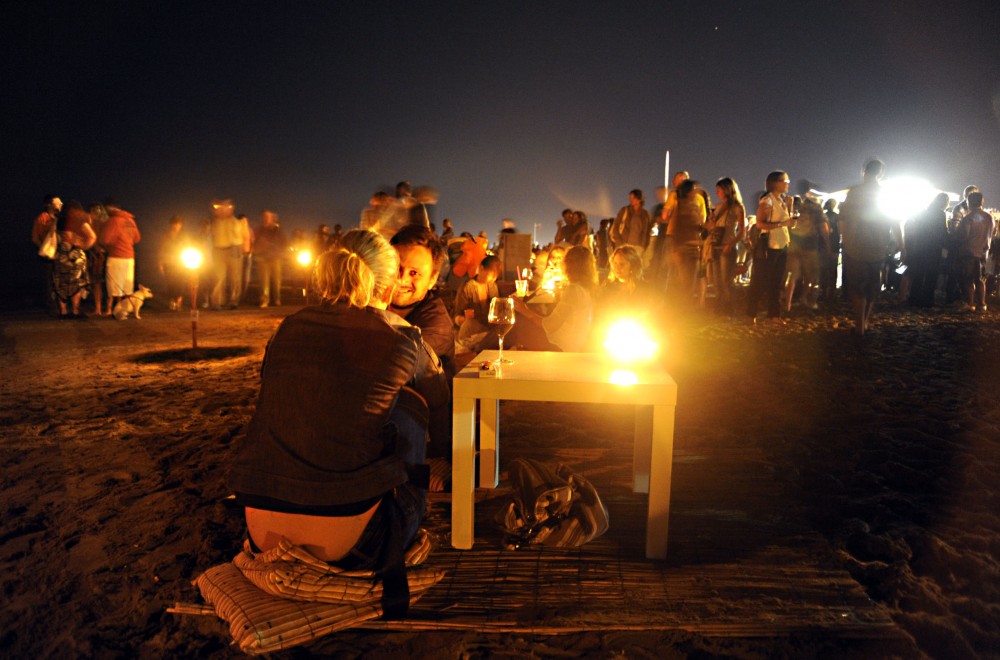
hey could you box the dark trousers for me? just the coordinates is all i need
[746,248,787,319]
[908,256,939,307]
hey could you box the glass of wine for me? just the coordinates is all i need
[488,296,516,365]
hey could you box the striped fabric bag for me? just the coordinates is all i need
[495,458,609,549]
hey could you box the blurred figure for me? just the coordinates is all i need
[820,198,841,303]
[955,191,994,311]
[440,218,454,243]
[785,192,826,311]
[945,185,980,304]
[313,223,332,255]
[99,198,141,316]
[158,215,190,311]
[254,210,287,308]
[553,209,574,244]
[906,192,950,308]
[209,199,246,310]
[329,223,344,248]
[237,213,253,303]
[360,191,399,240]
[650,172,691,283]
[840,159,900,335]
[667,179,708,305]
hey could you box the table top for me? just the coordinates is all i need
[454,350,676,405]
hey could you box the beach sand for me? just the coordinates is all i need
[1,299,998,658]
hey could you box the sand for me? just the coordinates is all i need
[1,299,999,658]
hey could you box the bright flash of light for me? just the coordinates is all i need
[609,369,638,386]
[181,248,203,269]
[877,177,941,223]
[296,250,313,267]
[603,318,659,363]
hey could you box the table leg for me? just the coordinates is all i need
[645,403,676,559]
[478,398,499,488]
[633,405,652,494]
[452,396,477,549]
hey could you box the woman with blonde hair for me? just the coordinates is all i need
[230,229,448,616]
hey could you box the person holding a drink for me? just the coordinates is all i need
[510,246,597,352]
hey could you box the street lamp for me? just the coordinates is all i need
[181,248,203,349]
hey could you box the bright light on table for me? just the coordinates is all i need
[181,248,203,270]
[609,369,638,386]
[296,249,313,267]
[603,318,659,364]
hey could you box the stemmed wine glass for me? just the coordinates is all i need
[488,296,516,365]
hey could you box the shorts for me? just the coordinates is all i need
[105,257,135,297]
[960,255,985,284]
[843,255,881,300]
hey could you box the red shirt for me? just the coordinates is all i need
[99,210,141,258]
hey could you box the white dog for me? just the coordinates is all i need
[113,285,153,320]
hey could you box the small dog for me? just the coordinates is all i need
[113,285,153,320]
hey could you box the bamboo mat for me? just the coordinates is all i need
[355,431,902,640]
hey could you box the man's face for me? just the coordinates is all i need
[51,197,63,213]
[629,193,641,208]
[392,244,436,308]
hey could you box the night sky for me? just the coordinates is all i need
[4,0,999,289]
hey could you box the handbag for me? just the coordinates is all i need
[38,228,58,259]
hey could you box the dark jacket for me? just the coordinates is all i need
[230,303,448,509]
[389,289,456,379]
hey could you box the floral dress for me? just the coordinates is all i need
[52,236,89,302]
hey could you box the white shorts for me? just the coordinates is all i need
[105,257,135,296]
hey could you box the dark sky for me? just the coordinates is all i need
[5,0,999,248]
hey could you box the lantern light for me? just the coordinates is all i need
[181,248,203,270]
[603,318,659,364]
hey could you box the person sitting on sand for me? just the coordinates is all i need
[453,254,502,345]
[230,229,449,580]
[389,224,456,380]
[512,245,597,352]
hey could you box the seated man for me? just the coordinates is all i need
[389,224,456,380]
[230,229,449,593]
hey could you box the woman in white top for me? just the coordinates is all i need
[745,171,796,324]
[513,246,596,351]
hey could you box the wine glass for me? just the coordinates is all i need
[488,296,516,365]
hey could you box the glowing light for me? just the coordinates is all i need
[603,318,659,363]
[877,177,941,222]
[610,369,638,386]
[296,249,313,267]
[180,248,203,269]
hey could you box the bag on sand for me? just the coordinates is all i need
[38,228,57,259]
[495,458,609,549]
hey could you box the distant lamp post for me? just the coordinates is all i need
[181,248,204,349]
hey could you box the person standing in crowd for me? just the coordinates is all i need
[746,172,795,324]
[440,218,454,243]
[208,199,245,310]
[944,185,980,305]
[785,192,827,311]
[610,189,652,256]
[955,191,994,312]
[53,201,97,319]
[360,192,400,240]
[389,224,456,386]
[159,215,190,311]
[253,210,287,308]
[99,198,141,316]
[666,179,708,305]
[820,198,841,303]
[839,159,901,336]
[87,202,110,315]
[708,177,747,314]
[237,213,253,304]
[31,195,62,310]
[553,209,575,244]
[649,172,691,283]
[906,192,950,308]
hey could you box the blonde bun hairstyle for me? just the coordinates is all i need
[315,229,399,308]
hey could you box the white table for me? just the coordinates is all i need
[451,350,678,559]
